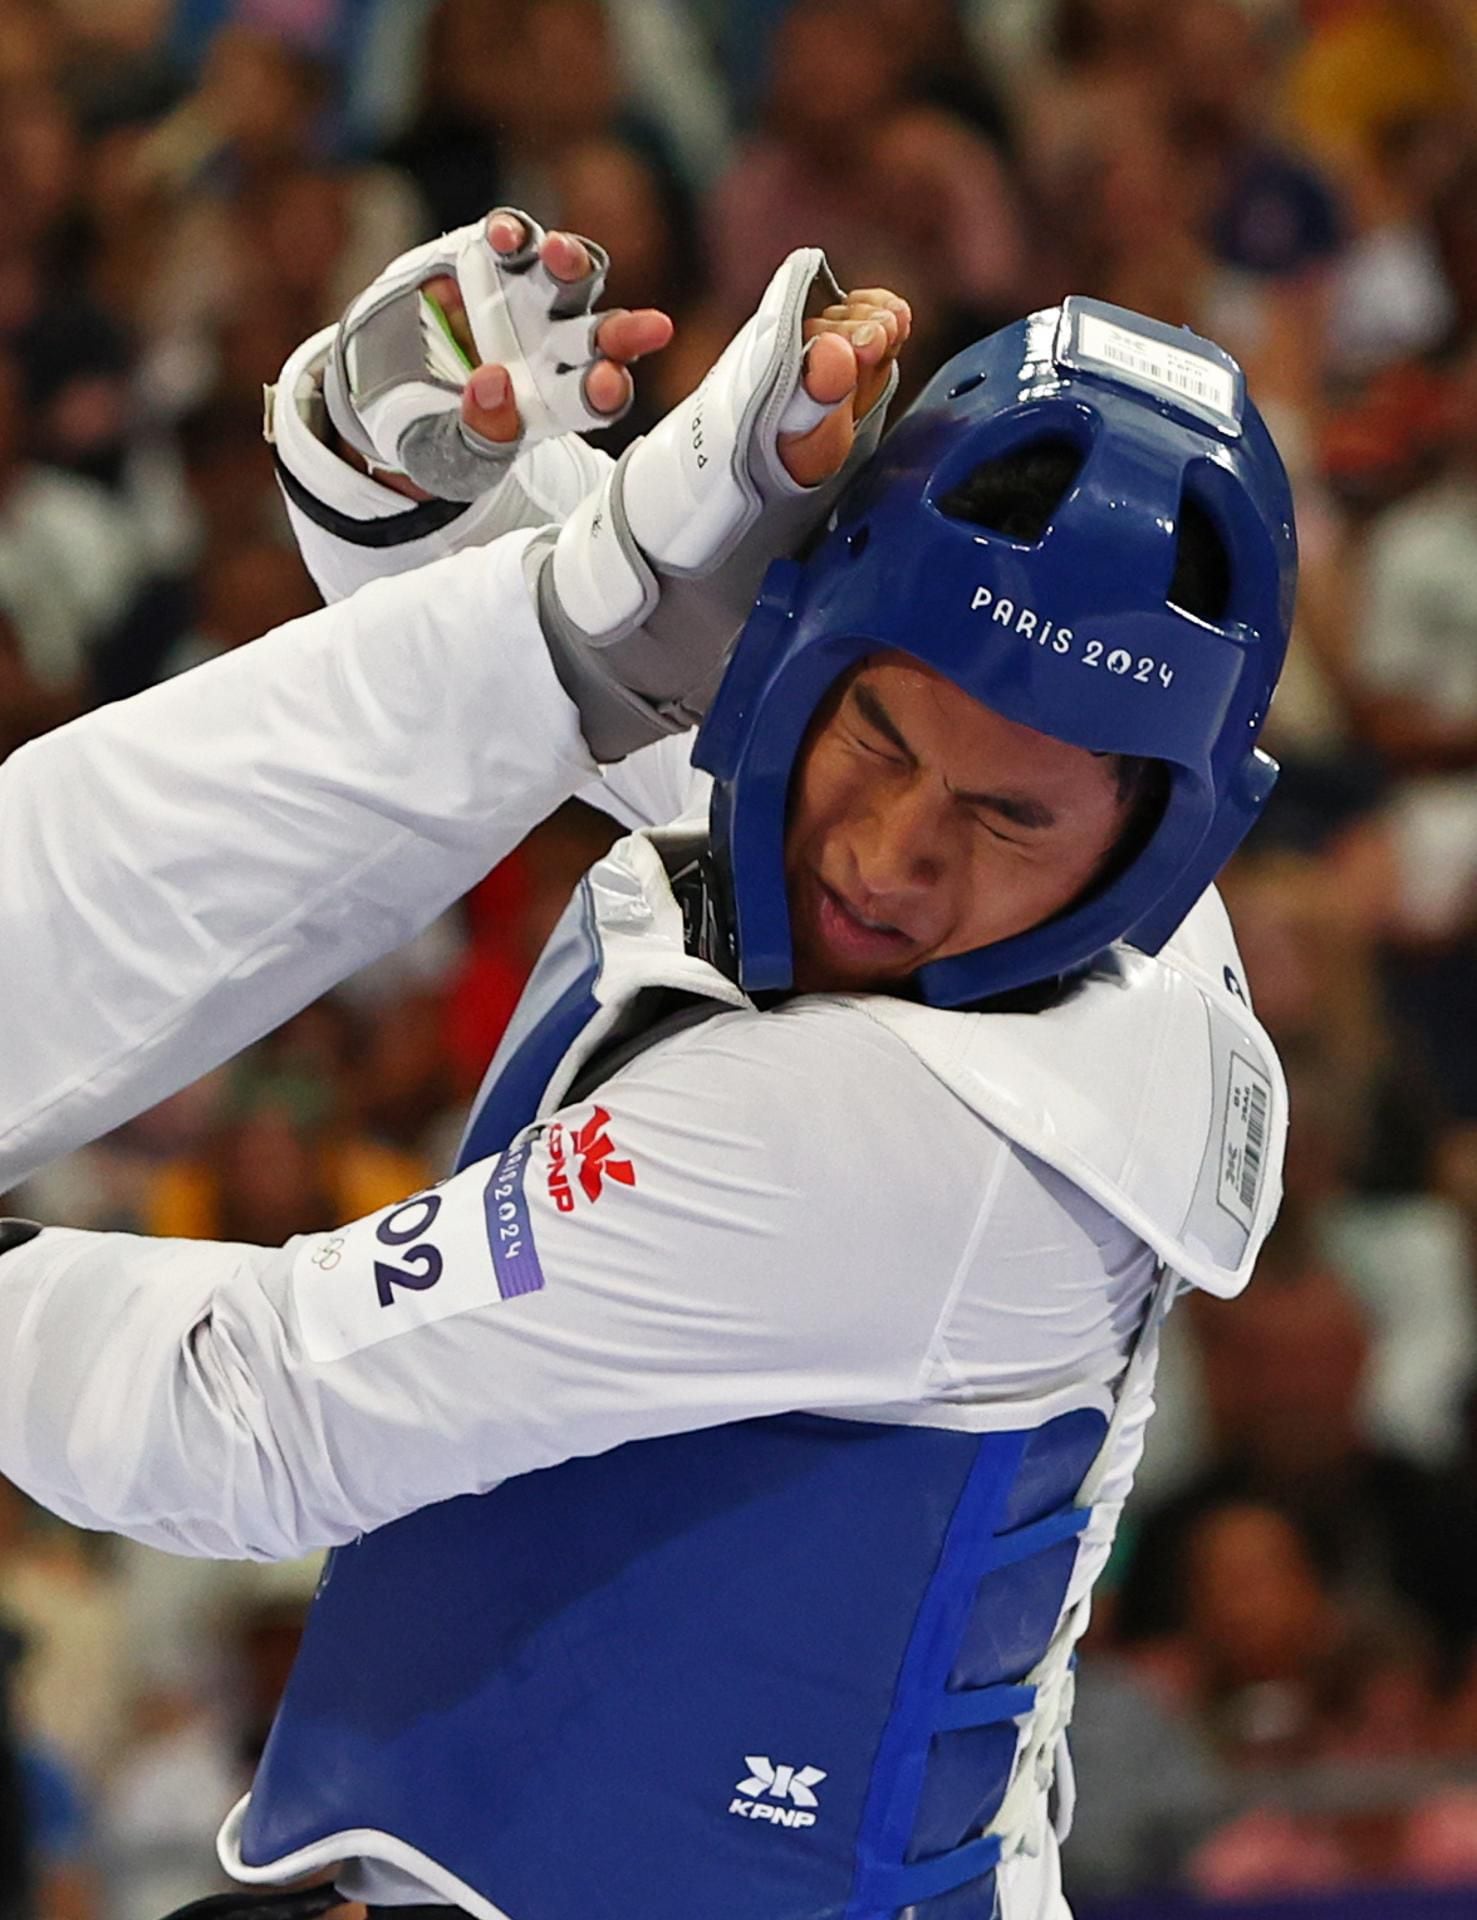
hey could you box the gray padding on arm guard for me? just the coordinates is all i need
[534,377,895,760]
[395,406,523,501]
[325,285,524,502]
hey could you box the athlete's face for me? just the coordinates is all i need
[783,654,1136,993]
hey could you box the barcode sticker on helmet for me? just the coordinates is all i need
[1073,312,1240,433]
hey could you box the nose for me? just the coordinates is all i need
[852,775,946,901]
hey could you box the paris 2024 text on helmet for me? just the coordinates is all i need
[694,294,1299,1006]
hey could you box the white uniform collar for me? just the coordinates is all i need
[575,835,1283,1300]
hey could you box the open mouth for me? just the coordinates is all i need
[815,881,916,965]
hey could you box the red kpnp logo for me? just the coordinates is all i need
[547,1106,636,1212]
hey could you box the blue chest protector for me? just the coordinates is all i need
[237,877,1114,1920]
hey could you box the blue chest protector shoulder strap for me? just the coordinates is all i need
[230,871,1162,1920]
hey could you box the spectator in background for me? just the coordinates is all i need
[1286,0,1477,188]
[1325,111,1466,380]
[1165,1524,1477,1896]
[1161,0,1344,424]
[0,1613,32,1920]
[1117,1223,1477,1682]
[0,346,148,710]
[705,0,904,295]
[1338,339,1477,1138]
[0,609,79,764]
[708,0,1023,380]
[0,1482,128,1805]
[1011,0,1167,250]
[1173,1508,1466,1898]
[387,0,689,251]
[1168,2,1343,287]
[1348,341,1477,940]
[864,0,1013,153]
[98,1557,321,1920]
[1217,850,1476,1468]
[1024,0,1344,428]
[129,25,424,416]
[144,1054,430,1244]
[163,536,316,677]
[381,0,520,236]
[1166,1498,1345,1774]
[1044,109,1215,334]
[444,804,623,1100]
[1079,1438,1477,1899]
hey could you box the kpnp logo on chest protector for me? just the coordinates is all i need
[729,1756,826,1830]
[545,1105,636,1212]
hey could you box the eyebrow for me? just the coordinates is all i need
[850,681,1058,831]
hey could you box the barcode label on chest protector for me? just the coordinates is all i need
[1218,1054,1271,1232]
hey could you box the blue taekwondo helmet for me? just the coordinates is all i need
[691,296,1298,1005]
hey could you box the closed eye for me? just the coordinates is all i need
[967,808,1027,845]
[853,730,907,766]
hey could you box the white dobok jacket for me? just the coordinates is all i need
[0,342,1286,1920]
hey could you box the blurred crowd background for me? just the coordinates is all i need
[2,0,1477,1916]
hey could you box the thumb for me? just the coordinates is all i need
[461,363,521,444]
[777,332,857,487]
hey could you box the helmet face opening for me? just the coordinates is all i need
[694,297,1297,1007]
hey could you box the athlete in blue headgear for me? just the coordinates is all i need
[0,213,1293,1920]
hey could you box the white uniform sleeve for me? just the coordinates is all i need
[0,531,601,1191]
[272,325,615,611]
[0,1003,994,1560]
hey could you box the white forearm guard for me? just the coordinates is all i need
[324,210,620,501]
[537,247,897,759]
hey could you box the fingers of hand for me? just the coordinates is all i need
[827,289,913,344]
[461,364,520,445]
[487,212,527,254]
[444,222,676,439]
[777,402,856,488]
[594,306,674,365]
[778,332,858,487]
[799,329,858,405]
[586,307,674,418]
[423,272,465,318]
[540,228,594,285]
[452,309,673,441]
[485,215,593,286]
[811,301,908,370]
[585,360,634,418]
[808,290,908,423]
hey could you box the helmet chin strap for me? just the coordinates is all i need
[668,844,741,984]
